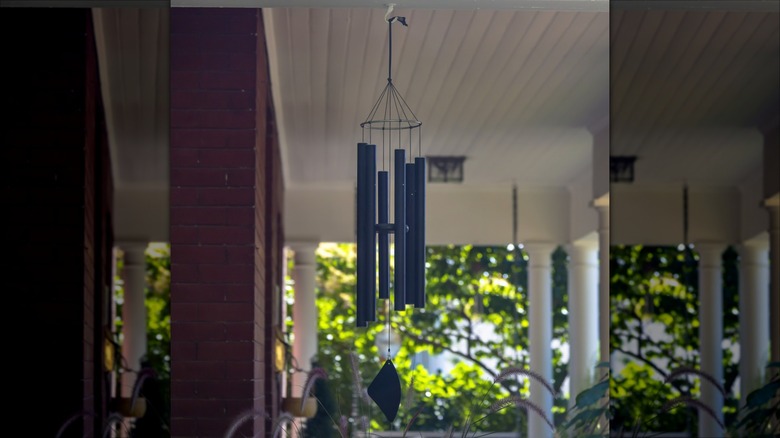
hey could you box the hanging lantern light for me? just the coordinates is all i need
[356,7,425,328]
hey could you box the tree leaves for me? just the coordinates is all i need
[306,243,570,432]
[610,246,741,434]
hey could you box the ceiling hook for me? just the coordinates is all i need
[385,3,395,22]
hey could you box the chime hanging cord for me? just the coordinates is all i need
[682,181,693,362]
[512,183,521,365]
[386,9,394,360]
[683,182,689,247]
[387,302,391,359]
[417,127,422,157]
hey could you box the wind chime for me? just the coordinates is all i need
[356,6,425,424]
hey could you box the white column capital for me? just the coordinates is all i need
[739,240,770,265]
[695,243,726,267]
[289,242,318,266]
[569,238,599,250]
[568,241,598,265]
[524,242,557,266]
[119,241,147,266]
[591,193,610,209]
[763,193,780,209]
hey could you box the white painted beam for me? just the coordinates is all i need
[739,169,770,243]
[285,185,571,245]
[611,185,741,246]
[568,168,598,242]
[115,186,170,242]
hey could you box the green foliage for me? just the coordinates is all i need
[733,371,780,437]
[114,244,171,429]
[145,244,171,381]
[563,365,609,438]
[291,243,570,434]
[144,243,172,423]
[609,245,740,434]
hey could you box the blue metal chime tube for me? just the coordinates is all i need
[367,144,377,322]
[394,149,406,311]
[356,143,367,327]
[405,162,417,305]
[414,157,426,308]
[378,171,390,299]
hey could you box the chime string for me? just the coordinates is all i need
[387,300,391,359]
[409,122,413,161]
[409,125,412,160]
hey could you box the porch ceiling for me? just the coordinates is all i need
[93,8,169,191]
[266,5,779,190]
[610,8,779,186]
[85,3,778,245]
[93,8,170,242]
[264,7,610,188]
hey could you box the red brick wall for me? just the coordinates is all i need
[170,8,283,437]
[2,8,111,437]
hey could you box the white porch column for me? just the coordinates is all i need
[290,242,319,397]
[526,243,556,438]
[766,199,780,371]
[697,243,726,437]
[121,243,148,397]
[567,241,599,408]
[738,241,770,405]
[594,197,610,365]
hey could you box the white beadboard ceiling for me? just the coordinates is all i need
[265,7,610,188]
[610,9,779,185]
[89,5,778,193]
[267,6,779,189]
[93,8,170,190]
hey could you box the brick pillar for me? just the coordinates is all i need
[170,8,278,437]
[3,8,107,437]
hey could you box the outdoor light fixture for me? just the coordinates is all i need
[428,156,466,183]
[610,156,637,183]
[355,4,426,424]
